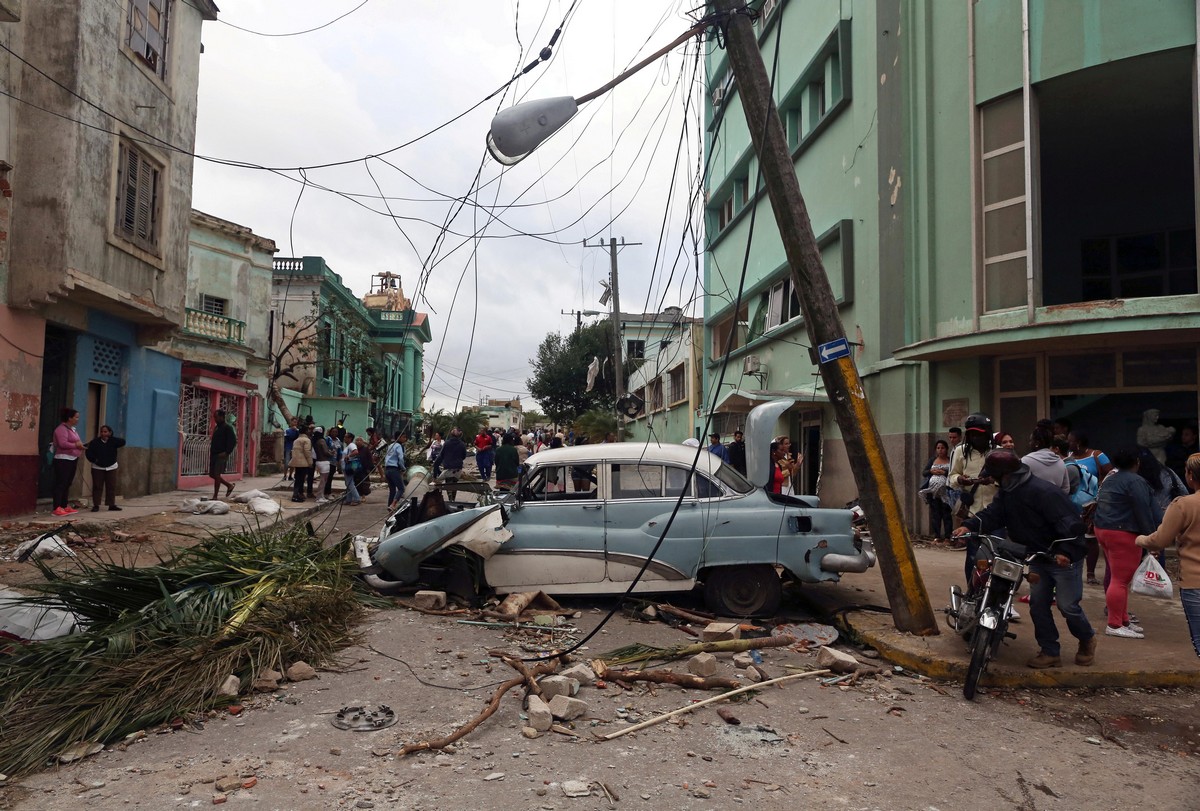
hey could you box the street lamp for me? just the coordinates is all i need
[486,22,707,165]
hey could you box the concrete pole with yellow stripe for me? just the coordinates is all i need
[716,0,938,634]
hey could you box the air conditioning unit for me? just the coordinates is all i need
[711,86,725,107]
[742,354,763,375]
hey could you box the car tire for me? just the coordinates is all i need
[703,565,781,617]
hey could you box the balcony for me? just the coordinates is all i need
[183,308,246,345]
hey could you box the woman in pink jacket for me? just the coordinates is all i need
[51,407,85,516]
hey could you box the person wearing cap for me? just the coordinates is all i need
[948,412,999,572]
[706,432,730,464]
[210,408,237,500]
[953,449,1095,668]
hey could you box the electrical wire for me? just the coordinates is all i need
[193,0,373,38]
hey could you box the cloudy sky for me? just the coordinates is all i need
[191,1,708,414]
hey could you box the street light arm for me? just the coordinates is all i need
[487,21,709,165]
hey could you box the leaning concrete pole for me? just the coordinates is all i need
[716,0,938,635]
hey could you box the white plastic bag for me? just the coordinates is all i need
[1131,553,1173,600]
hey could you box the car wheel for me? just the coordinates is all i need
[703,565,781,617]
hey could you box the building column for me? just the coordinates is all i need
[401,343,416,413]
[412,348,424,414]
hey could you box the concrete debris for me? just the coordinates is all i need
[55,741,103,764]
[561,780,592,798]
[537,675,579,700]
[687,652,718,677]
[547,695,587,721]
[286,661,317,682]
[483,772,505,781]
[212,793,227,804]
[252,668,283,692]
[701,622,741,642]
[816,646,860,673]
[214,776,242,792]
[521,726,542,739]
[559,663,596,685]
[732,652,756,669]
[411,590,448,610]
[216,675,241,697]
[526,694,553,732]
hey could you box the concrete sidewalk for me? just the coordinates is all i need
[13,473,362,535]
[805,544,1200,689]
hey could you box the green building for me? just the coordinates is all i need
[704,0,1199,526]
[270,259,431,440]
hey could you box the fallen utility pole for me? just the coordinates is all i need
[715,0,938,635]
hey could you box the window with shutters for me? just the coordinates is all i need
[115,140,162,255]
[128,0,170,79]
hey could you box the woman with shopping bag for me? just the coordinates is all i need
[1093,449,1163,640]
[1136,453,1200,657]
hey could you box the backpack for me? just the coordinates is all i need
[1065,460,1099,509]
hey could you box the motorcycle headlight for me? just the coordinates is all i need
[991,557,1023,582]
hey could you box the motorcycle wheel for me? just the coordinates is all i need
[963,626,995,701]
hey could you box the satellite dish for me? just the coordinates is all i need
[617,395,644,419]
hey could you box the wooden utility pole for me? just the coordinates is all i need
[716,0,938,635]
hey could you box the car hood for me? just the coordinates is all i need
[376,504,514,565]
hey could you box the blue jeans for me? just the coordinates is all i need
[343,471,361,504]
[385,467,406,505]
[1028,558,1094,657]
[477,449,494,481]
[1181,588,1200,658]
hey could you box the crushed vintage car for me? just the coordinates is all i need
[354,425,875,616]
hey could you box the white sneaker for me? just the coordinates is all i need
[1124,623,1144,634]
[1006,607,1020,621]
[316,498,328,505]
[1105,625,1144,639]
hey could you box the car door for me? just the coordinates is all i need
[602,463,700,590]
[483,460,607,589]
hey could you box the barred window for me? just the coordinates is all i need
[199,294,227,316]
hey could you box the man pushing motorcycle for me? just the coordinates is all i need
[953,449,1098,669]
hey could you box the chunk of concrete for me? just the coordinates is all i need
[216,675,241,697]
[526,694,553,732]
[286,661,317,682]
[251,668,282,692]
[816,646,860,674]
[701,622,741,642]
[732,652,755,669]
[560,663,596,686]
[686,652,718,677]
[411,590,447,611]
[537,675,578,701]
[547,695,587,721]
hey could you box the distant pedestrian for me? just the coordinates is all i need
[385,432,408,510]
[707,432,731,464]
[727,430,747,475]
[289,425,314,502]
[85,425,126,512]
[1136,452,1200,657]
[475,429,495,481]
[283,417,299,481]
[341,432,362,506]
[312,427,333,504]
[326,427,344,499]
[1094,449,1162,640]
[210,409,237,500]
[495,433,520,491]
[51,407,85,516]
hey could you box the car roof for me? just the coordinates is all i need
[526,442,724,474]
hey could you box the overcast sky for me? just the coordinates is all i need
[191,1,707,415]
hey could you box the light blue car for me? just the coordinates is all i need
[358,404,875,616]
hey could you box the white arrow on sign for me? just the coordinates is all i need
[818,338,850,363]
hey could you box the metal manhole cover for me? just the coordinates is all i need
[331,705,397,731]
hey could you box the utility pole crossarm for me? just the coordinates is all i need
[715,0,938,635]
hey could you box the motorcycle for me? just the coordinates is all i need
[944,534,1070,700]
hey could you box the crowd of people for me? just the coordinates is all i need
[918,411,1200,665]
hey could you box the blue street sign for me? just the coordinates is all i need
[818,337,851,364]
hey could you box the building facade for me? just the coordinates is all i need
[623,307,703,444]
[704,0,1200,524]
[0,0,218,515]
[163,211,277,489]
[269,258,431,440]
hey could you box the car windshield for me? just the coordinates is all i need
[715,463,754,494]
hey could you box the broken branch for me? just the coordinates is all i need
[604,668,740,691]
[599,670,830,741]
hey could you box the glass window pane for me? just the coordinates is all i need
[1168,228,1196,269]
[612,464,662,499]
[1115,233,1165,274]
[983,148,1025,205]
[984,257,1028,311]
[1080,238,1110,277]
[1048,353,1116,390]
[981,93,1024,152]
[665,467,689,498]
[695,474,721,499]
[998,357,1037,392]
[984,203,1027,258]
[1124,350,1197,387]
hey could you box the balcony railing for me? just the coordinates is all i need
[183,308,246,345]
